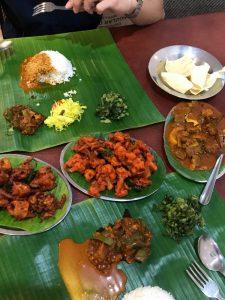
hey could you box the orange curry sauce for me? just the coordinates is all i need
[58,239,126,300]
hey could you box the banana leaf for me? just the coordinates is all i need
[61,140,166,201]
[0,172,225,300]
[164,111,225,182]
[0,154,72,234]
[0,28,164,153]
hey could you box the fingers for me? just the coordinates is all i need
[83,0,95,14]
[66,0,83,13]
[65,0,73,9]
[96,0,113,14]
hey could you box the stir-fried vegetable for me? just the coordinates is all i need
[157,195,205,241]
[96,91,129,123]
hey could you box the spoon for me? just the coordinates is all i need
[199,153,224,205]
[0,40,12,52]
[198,235,225,277]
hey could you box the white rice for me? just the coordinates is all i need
[39,50,75,85]
[122,286,175,300]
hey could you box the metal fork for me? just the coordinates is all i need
[32,2,69,16]
[186,261,225,300]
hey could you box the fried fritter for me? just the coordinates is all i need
[11,157,35,182]
[28,192,66,220]
[0,157,66,221]
[4,104,45,135]
[7,200,31,220]
[0,158,12,186]
[30,166,56,191]
[12,182,31,198]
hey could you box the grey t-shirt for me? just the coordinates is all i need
[164,0,225,18]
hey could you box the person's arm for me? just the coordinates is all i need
[65,0,165,26]
[128,0,165,25]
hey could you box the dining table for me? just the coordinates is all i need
[22,11,225,203]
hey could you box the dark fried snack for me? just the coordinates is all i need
[30,166,56,191]
[7,200,31,220]
[11,157,36,182]
[4,104,45,135]
[0,157,66,221]
[0,158,11,186]
[28,192,66,220]
[12,182,31,198]
[87,211,152,274]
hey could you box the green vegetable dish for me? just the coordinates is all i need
[157,195,205,241]
[96,91,129,123]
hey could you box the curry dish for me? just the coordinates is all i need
[58,211,152,300]
[166,102,225,171]
[64,131,158,197]
[88,210,152,274]
[0,157,66,220]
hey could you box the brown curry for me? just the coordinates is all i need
[166,101,225,171]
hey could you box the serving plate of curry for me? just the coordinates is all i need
[0,154,72,235]
[164,101,225,182]
[60,131,166,201]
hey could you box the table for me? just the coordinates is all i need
[26,12,225,203]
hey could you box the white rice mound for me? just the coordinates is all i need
[39,50,75,85]
[122,286,175,300]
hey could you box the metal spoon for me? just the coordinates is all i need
[199,153,224,205]
[198,235,225,277]
[0,40,12,52]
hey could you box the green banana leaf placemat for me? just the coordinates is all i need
[0,173,225,299]
[0,28,164,153]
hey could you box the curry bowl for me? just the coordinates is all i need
[164,102,225,182]
[148,45,224,100]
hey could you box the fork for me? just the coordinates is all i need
[186,261,225,300]
[32,2,69,16]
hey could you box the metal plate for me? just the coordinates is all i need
[148,45,224,100]
[60,141,166,202]
[0,154,72,236]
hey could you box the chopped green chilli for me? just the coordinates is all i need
[157,195,205,241]
[96,91,129,123]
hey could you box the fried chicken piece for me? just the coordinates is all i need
[7,200,31,220]
[12,182,31,198]
[11,158,35,182]
[84,169,96,182]
[64,153,89,173]
[30,166,55,191]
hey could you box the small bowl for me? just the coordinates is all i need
[148,45,224,100]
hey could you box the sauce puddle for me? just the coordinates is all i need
[58,239,126,300]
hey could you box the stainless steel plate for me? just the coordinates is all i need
[0,154,72,236]
[148,45,224,100]
[60,141,166,202]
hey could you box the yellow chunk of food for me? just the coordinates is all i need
[44,98,87,131]
[185,116,199,126]
[168,126,184,146]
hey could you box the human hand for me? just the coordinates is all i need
[65,0,137,16]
